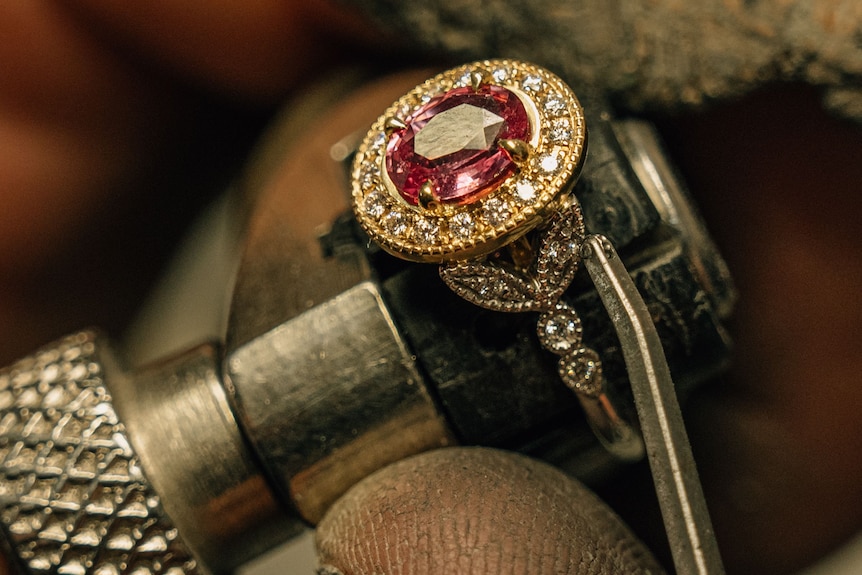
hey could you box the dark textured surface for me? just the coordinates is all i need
[341,0,862,121]
[577,106,660,247]
[377,102,729,452]
[384,242,730,451]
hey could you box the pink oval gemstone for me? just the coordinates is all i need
[385,85,530,206]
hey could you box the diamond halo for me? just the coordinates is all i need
[351,59,586,262]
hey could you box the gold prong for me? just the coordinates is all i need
[498,139,531,163]
[384,117,407,136]
[470,71,485,92]
[418,181,440,211]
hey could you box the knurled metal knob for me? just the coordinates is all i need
[0,332,200,575]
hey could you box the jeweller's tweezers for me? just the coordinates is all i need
[582,234,726,575]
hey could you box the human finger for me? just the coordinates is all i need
[315,448,665,575]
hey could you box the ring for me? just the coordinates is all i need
[352,60,585,262]
[351,60,643,459]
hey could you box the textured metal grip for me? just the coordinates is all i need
[0,332,201,575]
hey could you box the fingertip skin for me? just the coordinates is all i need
[316,447,664,575]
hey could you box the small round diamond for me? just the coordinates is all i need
[515,180,537,202]
[449,212,475,240]
[363,191,386,218]
[371,132,386,150]
[483,197,512,227]
[522,75,543,91]
[537,304,583,353]
[413,219,441,244]
[540,154,560,173]
[492,68,509,83]
[383,211,410,235]
[549,119,572,143]
[559,348,603,397]
[543,93,567,115]
[455,70,474,87]
[359,164,380,190]
[557,221,575,239]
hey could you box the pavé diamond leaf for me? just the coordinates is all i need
[440,261,539,312]
[534,199,585,304]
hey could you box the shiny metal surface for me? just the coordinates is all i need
[582,235,725,575]
[223,71,456,525]
[227,282,455,524]
[115,344,297,573]
[0,332,204,575]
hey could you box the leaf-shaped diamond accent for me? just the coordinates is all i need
[440,261,540,312]
[533,197,585,305]
[440,198,587,312]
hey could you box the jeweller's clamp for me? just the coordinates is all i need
[0,69,735,575]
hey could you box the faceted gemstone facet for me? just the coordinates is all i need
[386,85,530,205]
[414,105,505,160]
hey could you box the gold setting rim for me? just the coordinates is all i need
[351,59,586,263]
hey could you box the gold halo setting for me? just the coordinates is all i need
[351,59,586,263]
